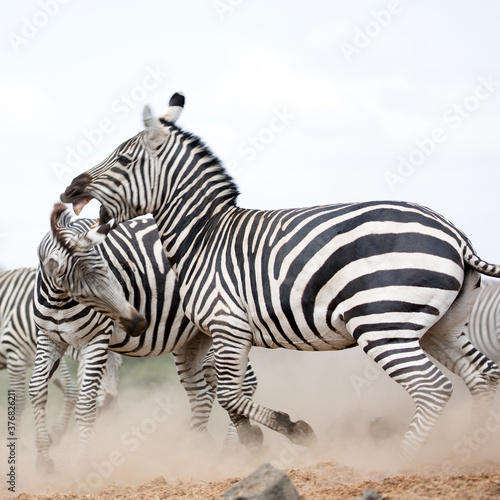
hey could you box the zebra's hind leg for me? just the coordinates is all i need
[356,335,453,463]
[422,268,500,426]
[6,351,29,427]
[29,333,67,473]
[212,330,317,449]
[421,330,500,425]
[50,358,79,443]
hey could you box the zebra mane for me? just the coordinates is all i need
[158,120,240,204]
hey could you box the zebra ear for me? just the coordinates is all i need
[143,105,166,149]
[73,223,113,251]
[161,92,184,123]
[43,252,64,281]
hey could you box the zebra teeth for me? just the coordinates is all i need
[73,197,92,216]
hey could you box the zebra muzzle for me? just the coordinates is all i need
[119,310,148,337]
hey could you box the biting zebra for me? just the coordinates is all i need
[60,92,500,462]
[31,205,257,469]
[0,267,121,442]
[467,280,500,364]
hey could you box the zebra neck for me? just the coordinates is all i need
[153,186,234,273]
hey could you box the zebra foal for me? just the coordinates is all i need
[61,92,500,462]
[31,205,257,470]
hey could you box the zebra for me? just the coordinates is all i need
[60,92,500,462]
[31,204,257,470]
[0,267,121,442]
[467,280,500,363]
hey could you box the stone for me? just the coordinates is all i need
[223,463,300,500]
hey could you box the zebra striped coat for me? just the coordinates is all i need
[0,267,121,442]
[31,206,256,470]
[467,280,500,363]
[60,93,500,462]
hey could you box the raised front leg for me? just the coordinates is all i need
[211,327,316,449]
[75,343,110,458]
[29,332,67,472]
[50,358,79,443]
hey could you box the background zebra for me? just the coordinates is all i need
[467,280,500,364]
[60,92,500,463]
[31,204,257,470]
[0,268,122,442]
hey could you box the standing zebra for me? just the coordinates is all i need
[467,280,500,363]
[60,93,500,462]
[0,267,121,441]
[31,205,257,470]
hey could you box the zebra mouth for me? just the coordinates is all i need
[60,173,94,214]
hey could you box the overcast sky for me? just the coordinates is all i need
[1,1,500,269]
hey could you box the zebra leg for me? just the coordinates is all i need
[203,348,260,451]
[29,333,67,472]
[422,331,500,423]
[356,334,453,462]
[49,358,79,443]
[422,268,500,424]
[6,351,29,427]
[173,331,214,434]
[75,343,109,458]
[212,331,316,449]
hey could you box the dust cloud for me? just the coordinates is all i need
[2,347,500,498]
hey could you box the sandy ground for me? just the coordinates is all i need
[2,348,500,499]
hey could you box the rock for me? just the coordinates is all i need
[357,488,385,500]
[223,463,300,500]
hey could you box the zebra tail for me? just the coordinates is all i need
[464,244,500,278]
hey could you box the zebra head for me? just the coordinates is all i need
[60,92,187,226]
[37,204,147,337]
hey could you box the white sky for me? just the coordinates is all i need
[1,0,500,269]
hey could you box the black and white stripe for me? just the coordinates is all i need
[0,267,120,443]
[467,280,500,363]
[31,205,256,470]
[61,93,500,462]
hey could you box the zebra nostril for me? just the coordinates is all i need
[120,311,147,337]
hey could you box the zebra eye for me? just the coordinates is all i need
[117,155,133,166]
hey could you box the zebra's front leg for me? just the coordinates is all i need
[50,358,79,443]
[75,343,109,459]
[29,333,67,472]
[212,331,316,449]
[203,347,261,451]
[173,331,215,436]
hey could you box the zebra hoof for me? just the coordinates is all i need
[288,420,317,447]
[36,455,55,474]
[239,424,264,451]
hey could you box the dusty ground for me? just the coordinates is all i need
[2,349,500,499]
